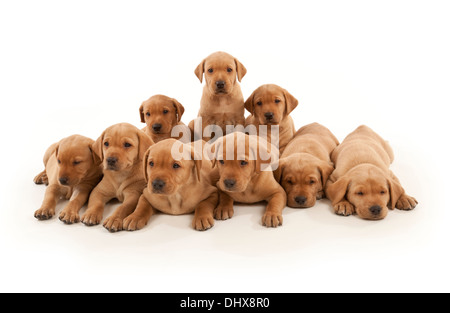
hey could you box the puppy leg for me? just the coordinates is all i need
[334,201,355,216]
[214,191,234,220]
[59,186,91,224]
[262,189,286,228]
[33,170,49,186]
[81,185,113,226]
[390,173,418,211]
[123,194,155,231]
[192,190,217,231]
[35,184,62,220]
[103,190,141,233]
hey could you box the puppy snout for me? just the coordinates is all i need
[369,205,382,216]
[152,179,166,192]
[59,177,69,186]
[152,123,162,132]
[295,196,307,206]
[264,112,274,120]
[224,179,236,189]
[107,157,118,167]
[215,81,226,89]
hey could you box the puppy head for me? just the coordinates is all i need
[139,95,185,136]
[245,84,298,125]
[326,164,404,220]
[212,133,276,193]
[143,139,202,195]
[92,123,154,172]
[194,51,247,95]
[275,154,334,208]
[55,135,98,187]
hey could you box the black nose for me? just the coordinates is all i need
[369,205,382,216]
[216,81,226,89]
[152,179,166,191]
[59,177,69,185]
[264,112,274,120]
[107,157,117,166]
[295,196,307,205]
[152,123,162,132]
[224,179,236,189]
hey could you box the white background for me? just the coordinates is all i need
[1,0,449,293]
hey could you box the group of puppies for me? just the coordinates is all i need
[34,51,418,232]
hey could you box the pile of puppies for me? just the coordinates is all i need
[34,51,418,232]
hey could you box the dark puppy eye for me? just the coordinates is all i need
[227,68,233,73]
[149,161,154,167]
[124,143,132,148]
[146,112,150,117]
[57,160,61,164]
[287,179,293,185]
[240,161,248,166]
[357,191,364,196]
[163,109,169,114]
[380,190,386,194]
[275,99,281,104]
[208,68,213,73]
[310,179,315,185]
[173,163,180,169]
[104,142,109,147]
[219,160,225,165]
[256,101,262,106]
[73,161,81,166]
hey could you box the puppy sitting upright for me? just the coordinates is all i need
[326,125,418,220]
[34,135,103,224]
[244,84,299,154]
[275,123,339,208]
[212,133,286,228]
[139,95,189,143]
[81,123,154,232]
[189,51,247,141]
[123,139,218,231]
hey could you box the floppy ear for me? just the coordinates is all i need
[137,131,155,161]
[387,176,405,210]
[189,145,202,181]
[325,175,351,205]
[89,141,102,165]
[139,102,146,123]
[194,59,205,83]
[172,98,185,123]
[273,158,286,182]
[92,131,105,162]
[283,88,299,115]
[234,58,247,82]
[318,161,335,190]
[244,89,256,115]
[210,137,223,169]
[142,147,151,183]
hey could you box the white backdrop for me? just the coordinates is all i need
[1,0,449,292]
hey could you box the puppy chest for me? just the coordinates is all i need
[158,194,194,215]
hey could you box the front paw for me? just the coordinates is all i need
[34,207,55,220]
[214,205,234,220]
[103,216,124,233]
[123,214,149,231]
[334,201,355,216]
[81,210,103,226]
[396,195,418,211]
[59,210,80,224]
[192,214,215,231]
[262,212,283,228]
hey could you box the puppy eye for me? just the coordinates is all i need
[173,163,180,169]
[219,160,225,165]
[256,101,263,106]
[149,161,154,167]
[275,99,281,104]
[227,68,233,73]
[104,142,109,147]
[146,112,150,117]
[380,190,386,194]
[124,143,132,148]
[240,161,248,166]
[163,109,169,114]
[286,179,293,185]
[310,179,315,185]
[357,191,364,196]
[208,68,213,73]
[57,160,61,164]
[73,161,81,166]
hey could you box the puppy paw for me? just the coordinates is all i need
[103,216,124,233]
[396,195,418,211]
[81,210,103,226]
[123,214,148,231]
[34,171,49,186]
[34,207,55,220]
[262,212,283,228]
[316,190,325,200]
[192,214,215,231]
[214,205,234,220]
[334,201,355,216]
[59,210,80,225]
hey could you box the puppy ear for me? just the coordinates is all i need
[387,175,405,210]
[318,161,335,190]
[244,89,256,115]
[194,59,205,83]
[139,102,146,124]
[189,144,202,181]
[283,88,299,115]
[326,175,351,205]
[142,147,151,183]
[92,131,105,162]
[273,158,286,182]
[172,98,185,123]
[234,58,247,82]
[89,141,102,165]
[137,131,155,161]
[210,137,223,168]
